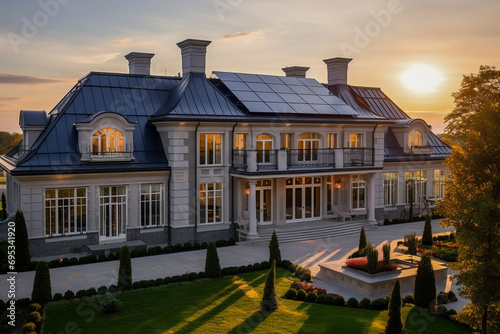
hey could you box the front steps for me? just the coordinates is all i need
[240,220,370,244]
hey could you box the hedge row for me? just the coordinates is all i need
[2,238,236,274]
[384,211,445,226]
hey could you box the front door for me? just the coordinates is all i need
[99,186,127,241]
[286,177,321,221]
[256,180,272,224]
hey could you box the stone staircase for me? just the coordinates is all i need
[240,219,370,244]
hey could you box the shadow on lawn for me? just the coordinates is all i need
[226,310,270,334]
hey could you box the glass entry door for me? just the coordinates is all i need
[99,186,127,240]
[256,180,272,224]
[285,177,321,221]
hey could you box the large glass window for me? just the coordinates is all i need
[328,133,337,148]
[352,175,366,209]
[92,128,124,154]
[99,186,127,238]
[384,172,398,206]
[200,183,223,224]
[405,171,427,204]
[433,169,446,199]
[347,133,363,148]
[256,134,273,163]
[200,134,222,165]
[141,184,163,227]
[409,130,423,148]
[45,188,86,236]
[298,133,320,161]
[234,133,246,150]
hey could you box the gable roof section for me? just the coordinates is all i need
[152,72,246,120]
[3,72,180,175]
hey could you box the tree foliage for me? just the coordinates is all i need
[358,226,367,251]
[385,279,404,334]
[15,210,31,271]
[439,65,500,334]
[414,254,436,309]
[31,261,51,305]
[261,259,277,313]
[1,193,6,220]
[205,241,222,278]
[422,215,433,246]
[0,131,22,155]
[117,246,132,290]
[268,230,282,267]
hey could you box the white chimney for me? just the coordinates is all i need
[176,38,212,76]
[124,52,155,75]
[323,57,352,85]
[282,66,310,78]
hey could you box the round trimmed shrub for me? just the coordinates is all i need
[332,296,345,306]
[87,255,97,263]
[281,259,292,270]
[132,282,141,289]
[253,262,262,271]
[228,237,236,245]
[306,291,318,303]
[52,293,63,301]
[371,297,388,310]
[437,292,449,305]
[77,257,87,265]
[201,242,208,249]
[238,265,247,273]
[108,284,118,293]
[443,309,457,319]
[163,245,173,254]
[22,322,36,334]
[64,290,75,300]
[193,242,201,250]
[155,278,165,286]
[28,303,41,313]
[360,298,371,309]
[436,305,447,315]
[296,289,307,301]
[246,264,254,272]
[404,294,415,304]
[26,311,42,324]
[98,286,108,295]
[98,254,107,262]
[148,279,156,287]
[131,249,140,257]
[183,242,193,251]
[174,243,183,252]
[188,272,199,280]
[447,290,458,302]
[347,297,359,308]
[69,257,79,266]
[284,288,298,300]
[260,261,270,269]
[316,294,327,304]
[324,295,335,305]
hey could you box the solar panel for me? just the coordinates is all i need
[213,71,358,116]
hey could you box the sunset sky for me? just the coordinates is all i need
[1,0,499,134]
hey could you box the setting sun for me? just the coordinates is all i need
[402,64,443,94]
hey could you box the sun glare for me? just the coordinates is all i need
[402,64,443,94]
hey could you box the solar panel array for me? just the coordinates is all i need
[214,71,358,116]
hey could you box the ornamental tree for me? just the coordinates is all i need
[261,259,277,313]
[414,254,436,309]
[205,241,222,278]
[117,246,132,290]
[31,261,52,305]
[385,279,404,334]
[15,210,31,271]
[438,65,500,334]
[268,230,282,267]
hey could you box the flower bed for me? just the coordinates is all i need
[418,237,458,262]
[344,258,398,273]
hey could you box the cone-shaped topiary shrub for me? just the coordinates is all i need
[15,210,31,271]
[117,246,132,290]
[414,254,436,308]
[1,193,6,220]
[385,279,404,334]
[268,231,282,267]
[421,215,433,246]
[404,233,418,255]
[358,227,367,251]
[261,259,278,313]
[31,261,51,305]
[205,241,222,278]
[383,243,391,265]
[366,244,378,274]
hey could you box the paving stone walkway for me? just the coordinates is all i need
[0,219,468,310]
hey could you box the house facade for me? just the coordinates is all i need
[0,39,450,256]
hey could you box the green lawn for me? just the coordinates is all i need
[42,269,471,334]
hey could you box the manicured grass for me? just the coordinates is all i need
[42,269,471,334]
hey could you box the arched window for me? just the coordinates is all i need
[92,128,124,155]
[409,130,423,148]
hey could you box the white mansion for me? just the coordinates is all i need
[0,39,450,256]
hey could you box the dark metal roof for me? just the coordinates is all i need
[19,110,48,127]
[327,84,383,119]
[349,86,411,119]
[384,129,451,161]
[152,72,246,120]
[4,72,179,175]
[213,71,359,116]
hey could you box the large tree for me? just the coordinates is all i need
[438,65,500,334]
[0,131,22,154]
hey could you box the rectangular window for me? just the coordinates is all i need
[433,169,446,199]
[328,134,337,148]
[405,171,427,204]
[45,188,87,236]
[141,184,163,227]
[99,186,127,238]
[200,134,222,165]
[234,133,246,150]
[200,183,223,224]
[352,175,366,209]
[346,133,363,148]
[384,172,398,206]
[283,133,293,149]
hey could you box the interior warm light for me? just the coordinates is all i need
[179,122,186,125]
[402,64,443,94]
[245,186,250,195]
[285,123,291,126]
[335,180,341,189]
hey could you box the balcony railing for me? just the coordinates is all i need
[287,148,335,168]
[343,148,374,167]
[232,147,374,172]
[82,144,134,161]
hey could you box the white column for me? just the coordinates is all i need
[248,180,258,236]
[368,173,377,226]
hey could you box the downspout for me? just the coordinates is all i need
[230,122,238,239]
[194,122,201,242]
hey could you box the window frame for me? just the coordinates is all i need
[199,133,223,166]
[346,133,364,148]
[199,182,223,224]
[405,170,427,204]
[409,130,423,148]
[351,174,366,209]
[433,169,446,199]
[384,172,398,206]
[92,128,125,155]
[234,133,246,150]
[45,188,87,237]
[140,184,164,227]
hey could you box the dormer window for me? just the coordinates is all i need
[92,128,125,156]
[75,112,136,162]
[409,130,423,148]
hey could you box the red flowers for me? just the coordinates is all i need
[345,258,398,273]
